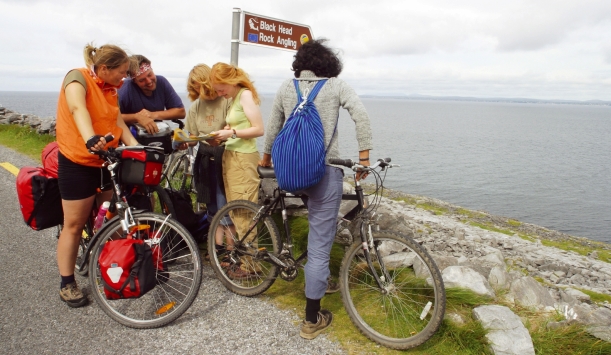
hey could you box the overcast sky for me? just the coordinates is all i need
[1,0,610,101]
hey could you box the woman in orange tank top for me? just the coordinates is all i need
[55,43,139,308]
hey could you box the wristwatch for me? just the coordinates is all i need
[231,129,237,139]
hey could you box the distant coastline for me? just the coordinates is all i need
[2,90,610,107]
[358,94,611,107]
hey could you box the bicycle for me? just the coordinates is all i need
[76,140,202,328]
[71,170,177,278]
[207,158,446,349]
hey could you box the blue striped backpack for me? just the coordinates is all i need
[271,79,337,193]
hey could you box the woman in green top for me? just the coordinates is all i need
[210,62,264,276]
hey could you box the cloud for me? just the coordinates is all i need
[1,0,610,100]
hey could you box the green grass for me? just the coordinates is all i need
[0,124,55,161]
[467,221,514,236]
[577,289,611,304]
[541,239,611,263]
[530,323,611,355]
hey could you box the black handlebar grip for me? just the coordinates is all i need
[328,158,354,167]
[104,134,114,144]
[171,119,185,130]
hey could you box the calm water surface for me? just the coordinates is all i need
[1,91,609,242]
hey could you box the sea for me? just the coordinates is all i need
[1,91,610,243]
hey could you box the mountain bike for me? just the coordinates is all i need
[207,158,446,349]
[77,140,202,328]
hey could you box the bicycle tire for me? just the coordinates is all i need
[165,152,190,192]
[150,185,176,217]
[208,200,281,297]
[88,212,202,328]
[161,151,184,185]
[340,231,445,350]
[74,220,94,276]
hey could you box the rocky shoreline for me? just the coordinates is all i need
[334,182,611,354]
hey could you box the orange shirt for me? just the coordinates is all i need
[56,68,123,167]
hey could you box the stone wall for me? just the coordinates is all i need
[0,106,57,135]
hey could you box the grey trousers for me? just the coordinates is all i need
[303,166,344,300]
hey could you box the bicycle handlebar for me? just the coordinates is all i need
[170,119,185,130]
[328,158,354,167]
[329,157,398,171]
[88,134,122,159]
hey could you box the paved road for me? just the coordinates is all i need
[0,145,344,355]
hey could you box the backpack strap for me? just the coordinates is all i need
[292,79,338,156]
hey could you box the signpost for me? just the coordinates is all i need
[230,8,314,65]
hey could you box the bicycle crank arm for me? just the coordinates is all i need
[265,252,287,268]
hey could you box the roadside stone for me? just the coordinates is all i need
[489,266,511,290]
[509,277,555,308]
[445,312,466,325]
[564,288,591,303]
[4,112,22,122]
[430,254,458,272]
[442,266,495,297]
[382,251,416,269]
[37,119,56,135]
[473,305,535,355]
[587,325,611,342]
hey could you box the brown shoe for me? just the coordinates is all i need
[325,278,340,294]
[227,265,254,280]
[59,282,88,308]
[300,309,333,340]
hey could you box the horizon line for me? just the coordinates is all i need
[1,90,609,106]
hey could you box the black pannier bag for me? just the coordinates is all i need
[119,146,165,186]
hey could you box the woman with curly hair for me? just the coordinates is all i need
[184,64,232,237]
[260,39,373,339]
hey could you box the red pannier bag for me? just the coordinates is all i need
[98,238,156,300]
[16,166,64,230]
[136,226,170,284]
[41,142,59,178]
[119,146,165,186]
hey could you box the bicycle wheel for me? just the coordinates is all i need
[208,200,281,297]
[74,220,94,276]
[88,212,202,328]
[340,231,445,350]
[165,152,190,191]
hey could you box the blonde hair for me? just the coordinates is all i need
[187,64,215,101]
[210,62,260,105]
[83,43,129,72]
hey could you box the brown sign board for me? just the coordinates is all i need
[241,11,313,52]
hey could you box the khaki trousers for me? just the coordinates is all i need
[222,150,260,242]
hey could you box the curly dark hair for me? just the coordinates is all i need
[292,39,343,78]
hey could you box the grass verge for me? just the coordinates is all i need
[0,124,55,161]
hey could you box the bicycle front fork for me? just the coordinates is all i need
[358,219,393,292]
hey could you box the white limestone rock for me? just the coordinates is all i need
[442,266,495,297]
[473,305,535,355]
